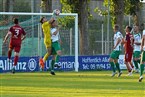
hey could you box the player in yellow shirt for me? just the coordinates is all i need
[39,17,55,70]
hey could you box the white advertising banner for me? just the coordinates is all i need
[118,55,127,69]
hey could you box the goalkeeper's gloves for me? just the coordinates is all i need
[52,10,58,20]
[52,10,57,20]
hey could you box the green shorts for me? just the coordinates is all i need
[110,50,121,59]
[52,41,61,55]
[140,51,145,63]
[133,51,141,58]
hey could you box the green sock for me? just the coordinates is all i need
[137,60,140,64]
[51,60,55,71]
[115,62,121,73]
[140,64,144,76]
[110,62,116,73]
[55,55,60,63]
[133,61,139,69]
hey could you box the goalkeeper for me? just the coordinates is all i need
[39,11,58,71]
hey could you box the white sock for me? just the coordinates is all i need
[51,70,54,72]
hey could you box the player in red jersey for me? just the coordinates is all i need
[123,26,134,76]
[3,18,26,73]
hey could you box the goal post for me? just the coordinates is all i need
[0,12,79,72]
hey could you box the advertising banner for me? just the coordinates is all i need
[79,55,111,70]
[0,55,127,73]
[0,57,39,73]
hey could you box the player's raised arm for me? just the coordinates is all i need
[49,18,55,24]
[55,25,62,35]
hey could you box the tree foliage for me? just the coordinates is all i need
[60,0,90,55]
[95,0,143,29]
[128,0,141,15]
[59,0,79,28]
[60,0,80,13]
[40,0,52,12]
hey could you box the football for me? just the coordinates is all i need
[53,9,60,16]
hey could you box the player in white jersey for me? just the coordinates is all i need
[50,20,62,75]
[133,26,141,73]
[109,24,123,77]
[139,29,145,82]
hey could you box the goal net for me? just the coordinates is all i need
[0,12,79,72]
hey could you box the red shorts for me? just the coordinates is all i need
[125,52,133,62]
[9,40,21,53]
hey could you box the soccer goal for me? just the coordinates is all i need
[0,12,79,72]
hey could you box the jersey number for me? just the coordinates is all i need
[15,29,19,36]
[14,29,20,38]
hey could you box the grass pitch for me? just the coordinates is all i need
[0,71,145,97]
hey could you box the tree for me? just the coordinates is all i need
[79,0,89,55]
[2,0,14,20]
[40,0,52,12]
[2,0,14,56]
[61,0,90,55]
[103,0,142,31]
[112,0,125,33]
[3,0,14,12]
[129,0,142,26]
[102,0,125,33]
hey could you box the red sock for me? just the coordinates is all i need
[8,50,12,59]
[14,56,19,66]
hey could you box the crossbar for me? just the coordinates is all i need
[0,12,77,16]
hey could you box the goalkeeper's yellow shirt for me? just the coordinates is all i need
[42,21,51,48]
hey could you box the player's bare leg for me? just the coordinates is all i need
[129,61,134,72]
[39,47,51,71]
[124,61,132,76]
[8,48,12,60]
[7,48,15,74]
[8,48,12,70]
[12,52,19,74]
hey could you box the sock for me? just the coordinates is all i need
[110,62,116,73]
[43,53,50,62]
[130,62,134,69]
[14,56,19,66]
[115,62,121,73]
[51,60,55,71]
[12,65,15,69]
[8,50,12,59]
[140,64,144,76]
[55,55,60,63]
[137,60,140,64]
[133,61,139,69]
